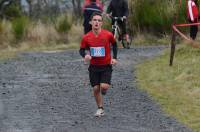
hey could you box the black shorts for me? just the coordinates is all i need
[88,65,113,87]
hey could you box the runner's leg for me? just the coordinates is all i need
[93,85,103,108]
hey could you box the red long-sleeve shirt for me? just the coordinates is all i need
[80,29,115,65]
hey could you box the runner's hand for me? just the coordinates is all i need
[111,59,117,65]
[84,54,92,62]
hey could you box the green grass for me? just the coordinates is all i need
[136,44,200,131]
[133,33,170,46]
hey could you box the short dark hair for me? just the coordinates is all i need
[90,12,102,20]
[91,0,96,2]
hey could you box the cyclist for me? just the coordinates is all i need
[79,12,118,117]
[83,0,103,34]
[106,0,129,42]
[187,0,199,40]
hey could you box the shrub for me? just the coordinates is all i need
[27,21,59,44]
[55,14,72,34]
[0,21,3,45]
[0,20,13,47]
[3,4,22,19]
[102,17,112,31]
[12,17,29,41]
[128,0,187,35]
[0,21,2,33]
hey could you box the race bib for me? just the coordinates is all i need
[90,47,105,57]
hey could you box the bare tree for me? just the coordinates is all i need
[25,0,65,18]
[26,0,33,17]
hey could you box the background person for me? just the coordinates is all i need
[82,0,103,11]
[83,0,103,34]
[187,0,199,40]
[79,12,118,117]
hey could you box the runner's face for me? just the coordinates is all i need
[91,15,102,30]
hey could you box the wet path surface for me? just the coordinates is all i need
[0,46,192,132]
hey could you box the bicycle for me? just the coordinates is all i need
[111,16,131,49]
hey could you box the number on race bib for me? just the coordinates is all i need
[90,47,105,57]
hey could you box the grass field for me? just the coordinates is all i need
[136,44,200,132]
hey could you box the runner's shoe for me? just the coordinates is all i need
[94,108,105,117]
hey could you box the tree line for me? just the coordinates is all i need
[0,0,187,37]
[0,0,83,19]
[0,0,110,19]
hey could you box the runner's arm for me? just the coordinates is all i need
[79,48,86,58]
[80,36,88,58]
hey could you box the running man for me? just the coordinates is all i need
[79,12,118,117]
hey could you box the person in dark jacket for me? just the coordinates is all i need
[106,0,129,40]
[83,0,102,34]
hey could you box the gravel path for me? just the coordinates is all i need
[0,46,192,132]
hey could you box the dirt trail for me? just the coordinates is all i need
[0,46,192,132]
